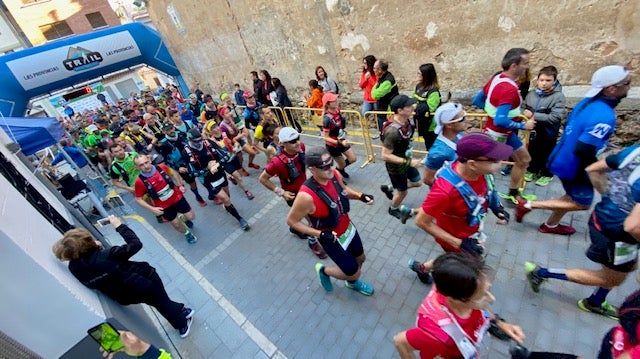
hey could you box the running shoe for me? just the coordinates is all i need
[577,299,619,320]
[524,172,536,182]
[185,231,197,244]
[371,132,380,140]
[315,263,333,292]
[389,206,411,224]
[500,164,512,176]
[196,198,208,207]
[539,223,576,235]
[248,163,260,170]
[408,259,433,284]
[240,168,250,177]
[524,262,546,293]
[245,190,255,200]
[499,191,537,205]
[344,280,374,296]
[182,307,195,319]
[179,316,194,338]
[535,176,553,187]
[514,196,532,223]
[380,184,394,200]
[309,241,328,259]
[239,218,250,231]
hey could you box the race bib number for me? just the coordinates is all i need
[337,222,356,250]
[157,184,174,202]
[485,128,508,144]
[614,242,638,266]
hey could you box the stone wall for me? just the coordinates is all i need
[146,0,639,100]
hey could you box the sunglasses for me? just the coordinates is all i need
[286,138,299,144]
[315,160,334,171]
[615,79,632,87]
[190,138,203,143]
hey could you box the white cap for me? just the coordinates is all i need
[434,102,465,134]
[584,65,630,98]
[87,124,99,132]
[278,127,299,143]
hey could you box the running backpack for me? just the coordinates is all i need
[138,166,176,200]
[435,163,501,226]
[303,176,350,229]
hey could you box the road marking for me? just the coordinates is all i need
[125,214,287,359]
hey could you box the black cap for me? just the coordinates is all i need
[305,146,331,167]
[187,128,202,139]
[390,94,418,112]
[162,122,175,131]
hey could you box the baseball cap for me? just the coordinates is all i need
[322,93,339,107]
[434,102,466,134]
[162,122,175,131]
[278,127,299,143]
[584,65,630,98]
[87,124,99,132]
[242,90,254,99]
[187,128,203,139]
[219,107,228,117]
[220,92,229,101]
[389,94,417,112]
[188,93,197,99]
[305,146,331,167]
[456,132,513,161]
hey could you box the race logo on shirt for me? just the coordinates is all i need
[588,123,612,139]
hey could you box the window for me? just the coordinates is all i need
[85,12,107,29]
[39,21,73,41]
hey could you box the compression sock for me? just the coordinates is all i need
[509,188,519,197]
[587,287,610,306]
[224,204,242,220]
[537,267,569,281]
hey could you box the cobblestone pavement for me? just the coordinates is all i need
[100,134,636,358]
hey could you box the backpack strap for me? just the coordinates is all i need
[139,166,175,199]
[303,175,350,229]
[436,163,483,226]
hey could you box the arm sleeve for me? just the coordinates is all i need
[371,80,392,100]
[109,224,143,260]
[493,104,525,130]
[472,90,487,108]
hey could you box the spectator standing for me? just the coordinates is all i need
[359,55,378,116]
[316,66,338,94]
[412,63,442,150]
[52,216,195,338]
[522,66,567,187]
[371,59,399,139]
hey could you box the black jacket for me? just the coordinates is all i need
[68,225,157,305]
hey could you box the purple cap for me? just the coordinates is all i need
[456,132,513,161]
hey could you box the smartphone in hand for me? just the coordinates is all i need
[87,322,124,352]
[97,217,111,227]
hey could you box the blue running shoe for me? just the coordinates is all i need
[185,231,197,244]
[315,263,333,292]
[344,280,374,296]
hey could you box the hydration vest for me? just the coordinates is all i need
[276,151,306,184]
[138,166,175,200]
[435,163,500,227]
[418,287,490,359]
[304,175,350,230]
[484,75,522,135]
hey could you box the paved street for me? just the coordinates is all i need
[101,133,635,358]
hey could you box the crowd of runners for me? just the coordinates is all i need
[47,47,639,358]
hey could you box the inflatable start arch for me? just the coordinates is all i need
[0,22,187,117]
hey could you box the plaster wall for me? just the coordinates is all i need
[146,0,639,98]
